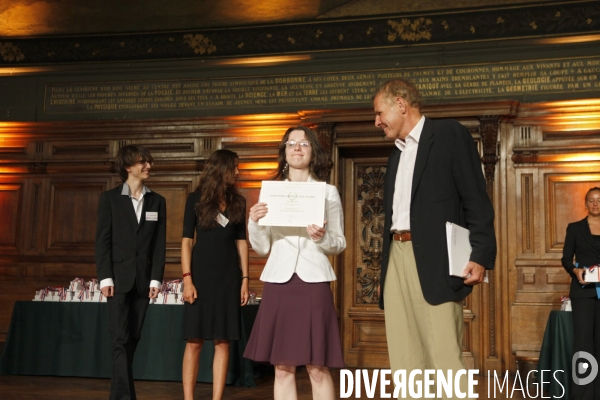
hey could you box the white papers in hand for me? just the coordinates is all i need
[446,222,471,278]
[446,222,488,283]
[584,266,600,283]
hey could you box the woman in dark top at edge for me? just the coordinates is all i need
[562,187,600,400]
[181,149,249,400]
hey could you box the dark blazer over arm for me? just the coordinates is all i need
[380,118,497,308]
[95,185,166,296]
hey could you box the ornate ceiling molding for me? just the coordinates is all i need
[0,1,598,65]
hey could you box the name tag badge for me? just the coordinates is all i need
[216,213,229,227]
[146,211,158,221]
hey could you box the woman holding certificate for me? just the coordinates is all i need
[181,149,249,400]
[562,187,600,400]
[244,126,346,400]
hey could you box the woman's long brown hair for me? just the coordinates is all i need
[194,149,245,229]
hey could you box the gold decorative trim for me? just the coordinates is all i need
[387,18,433,42]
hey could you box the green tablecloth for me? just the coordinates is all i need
[537,310,573,399]
[0,301,260,386]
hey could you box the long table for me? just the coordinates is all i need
[0,301,261,386]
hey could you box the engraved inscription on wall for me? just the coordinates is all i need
[44,56,600,114]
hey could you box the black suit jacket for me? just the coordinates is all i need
[561,218,600,298]
[380,117,497,308]
[95,185,166,296]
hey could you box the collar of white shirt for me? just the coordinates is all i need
[285,175,317,183]
[394,115,426,151]
[121,183,151,198]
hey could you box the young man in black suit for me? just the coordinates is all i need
[373,79,496,397]
[95,144,166,400]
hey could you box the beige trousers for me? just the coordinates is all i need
[384,240,468,400]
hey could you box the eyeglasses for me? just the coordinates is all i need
[137,159,154,166]
[285,140,311,148]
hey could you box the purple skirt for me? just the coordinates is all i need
[243,274,345,368]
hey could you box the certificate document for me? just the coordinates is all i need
[258,181,326,227]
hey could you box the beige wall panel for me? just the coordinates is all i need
[511,305,555,352]
[516,265,569,295]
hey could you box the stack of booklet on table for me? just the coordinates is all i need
[31,278,186,304]
[151,279,184,305]
[32,277,106,302]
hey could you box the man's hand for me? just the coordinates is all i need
[101,286,114,297]
[149,287,160,299]
[463,261,486,286]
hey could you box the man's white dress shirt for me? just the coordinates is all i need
[391,116,425,232]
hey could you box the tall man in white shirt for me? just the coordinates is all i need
[373,79,496,398]
[95,144,166,400]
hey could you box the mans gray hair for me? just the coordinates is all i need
[372,79,422,110]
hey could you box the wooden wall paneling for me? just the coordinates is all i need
[478,115,505,373]
[129,138,214,161]
[510,157,558,366]
[44,178,109,255]
[510,304,555,352]
[47,140,111,160]
[23,179,46,256]
[143,175,196,279]
[41,262,98,284]
[545,174,600,253]
[520,174,535,254]
[0,138,28,161]
[0,181,24,254]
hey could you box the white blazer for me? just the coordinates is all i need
[249,178,346,283]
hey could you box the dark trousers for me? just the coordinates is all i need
[570,297,600,400]
[107,288,150,400]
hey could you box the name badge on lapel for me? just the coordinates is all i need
[146,211,158,221]
[215,213,229,227]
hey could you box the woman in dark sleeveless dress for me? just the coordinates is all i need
[181,149,249,400]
